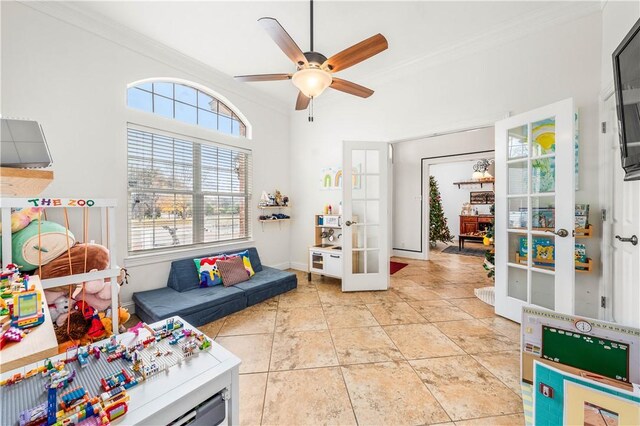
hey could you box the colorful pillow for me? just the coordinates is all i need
[227,250,255,277]
[194,255,225,287]
[217,257,250,287]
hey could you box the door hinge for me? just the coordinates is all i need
[601,209,607,222]
[601,296,607,308]
[601,122,607,133]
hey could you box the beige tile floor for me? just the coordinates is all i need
[197,249,525,426]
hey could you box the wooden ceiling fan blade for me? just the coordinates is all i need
[323,34,388,73]
[258,17,308,67]
[295,92,311,110]
[330,78,374,98]
[234,74,291,82]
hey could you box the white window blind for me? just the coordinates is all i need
[127,127,252,253]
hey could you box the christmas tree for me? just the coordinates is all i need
[429,176,453,246]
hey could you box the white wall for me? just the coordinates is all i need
[601,1,640,91]
[289,11,603,317]
[430,160,492,241]
[392,127,495,256]
[1,2,292,308]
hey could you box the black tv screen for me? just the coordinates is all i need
[613,18,640,181]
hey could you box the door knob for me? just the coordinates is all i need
[615,235,638,246]
[345,220,357,227]
[545,228,569,238]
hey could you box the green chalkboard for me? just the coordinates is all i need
[542,326,629,382]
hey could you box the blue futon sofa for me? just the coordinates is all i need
[132,247,297,326]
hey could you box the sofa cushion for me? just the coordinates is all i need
[167,247,263,292]
[234,266,297,306]
[132,285,246,320]
[135,293,246,327]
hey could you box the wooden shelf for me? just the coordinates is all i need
[258,205,290,209]
[258,218,290,223]
[0,167,53,197]
[514,252,593,273]
[575,224,593,238]
[453,178,495,189]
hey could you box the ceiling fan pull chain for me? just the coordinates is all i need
[308,97,314,122]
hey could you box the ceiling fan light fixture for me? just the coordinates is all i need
[292,68,332,98]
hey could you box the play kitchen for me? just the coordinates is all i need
[308,214,343,280]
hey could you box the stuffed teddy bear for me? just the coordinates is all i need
[71,270,116,313]
[48,295,74,327]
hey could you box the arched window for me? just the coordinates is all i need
[126,79,252,254]
[127,80,247,137]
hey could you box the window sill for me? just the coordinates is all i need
[124,239,255,268]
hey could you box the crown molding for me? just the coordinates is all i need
[369,1,602,87]
[16,1,290,117]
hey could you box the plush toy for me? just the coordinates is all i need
[99,307,131,336]
[74,300,106,340]
[71,270,116,312]
[0,207,43,235]
[54,311,91,344]
[10,220,76,271]
[39,243,109,279]
[47,294,73,327]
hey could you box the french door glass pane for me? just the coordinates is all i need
[352,150,365,170]
[508,161,528,194]
[509,232,527,265]
[508,266,527,301]
[531,196,555,230]
[532,117,556,156]
[508,125,528,159]
[531,270,555,310]
[367,250,379,273]
[353,250,364,274]
[365,150,379,173]
[366,175,380,198]
[366,200,380,224]
[352,176,365,199]
[353,225,365,249]
[531,235,556,272]
[367,226,379,249]
[508,198,527,230]
[532,157,555,193]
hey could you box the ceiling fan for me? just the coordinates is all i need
[234,0,388,117]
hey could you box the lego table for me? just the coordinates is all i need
[0,316,241,425]
[0,276,58,372]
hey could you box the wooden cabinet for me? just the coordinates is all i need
[459,215,494,235]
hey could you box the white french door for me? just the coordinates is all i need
[495,98,576,323]
[602,94,640,328]
[342,141,390,292]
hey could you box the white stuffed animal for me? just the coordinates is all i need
[48,295,73,327]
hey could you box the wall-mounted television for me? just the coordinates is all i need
[613,18,640,181]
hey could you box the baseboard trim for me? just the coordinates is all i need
[121,300,136,314]
[269,262,291,270]
[289,262,308,272]
[392,250,425,260]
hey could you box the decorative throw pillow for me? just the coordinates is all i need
[217,256,250,287]
[194,255,225,287]
[226,250,255,277]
